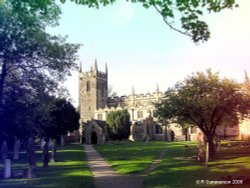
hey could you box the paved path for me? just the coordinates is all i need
[83,145,144,188]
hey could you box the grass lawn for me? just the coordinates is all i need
[0,143,93,188]
[95,141,250,188]
[95,141,168,174]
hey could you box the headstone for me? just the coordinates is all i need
[27,137,36,168]
[129,123,135,142]
[13,139,21,160]
[1,140,8,160]
[216,139,221,152]
[4,159,11,178]
[197,132,205,161]
[49,138,52,150]
[40,137,45,149]
[41,141,49,167]
[50,139,57,162]
[60,135,64,146]
[26,167,36,178]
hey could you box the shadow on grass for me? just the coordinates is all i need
[144,142,250,188]
[0,143,94,188]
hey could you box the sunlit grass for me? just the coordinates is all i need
[0,143,93,188]
[144,141,250,188]
[95,141,168,174]
[95,141,250,188]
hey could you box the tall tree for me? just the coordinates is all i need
[0,0,80,138]
[106,110,131,140]
[41,97,80,139]
[156,69,250,158]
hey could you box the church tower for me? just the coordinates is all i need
[79,59,108,123]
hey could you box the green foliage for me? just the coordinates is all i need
[8,0,238,42]
[0,0,80,140]
[106,110,131,140]
[58,0,237,43]
[41,97,80,139]
[156,69,250,156]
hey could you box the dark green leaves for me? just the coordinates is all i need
[106,110,131,140]
[156,69,250,136]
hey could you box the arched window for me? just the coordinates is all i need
[86,81,91,92]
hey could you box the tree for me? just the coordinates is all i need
[106,110,131,140]
[0,0,80,139]
[156,69,250,159]
[41,98,80,139]
[57,0,238,43]
[40,97,79,162]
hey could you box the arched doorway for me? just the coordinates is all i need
[170,131,175,142]
[91,132,98,144]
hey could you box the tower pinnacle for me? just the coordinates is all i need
[79,62,82,72]
[105,63,108,74]
[131,86,135,95]
[94,59,98,71]
[156,83,159,93]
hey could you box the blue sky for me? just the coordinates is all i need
[47,0,250,106]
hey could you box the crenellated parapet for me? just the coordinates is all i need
[106,91,164,108]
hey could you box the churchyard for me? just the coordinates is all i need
[1,141,250,188]
[0,144,93,188]
[96,141,250,187]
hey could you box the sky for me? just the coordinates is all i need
[46,0,250,106]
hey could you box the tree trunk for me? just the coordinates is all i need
[0,62,7,135]
[205,142,209,167]
[207,137,215,159]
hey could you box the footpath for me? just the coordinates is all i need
[83,144,144,188]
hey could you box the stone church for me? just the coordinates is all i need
[79,60,240,144]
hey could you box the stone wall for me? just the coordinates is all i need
[83,120,108,144]
[79,61,108,123]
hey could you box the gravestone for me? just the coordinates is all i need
[50,139,57,162]
[60,135,65,146]
[4,159,11,178]
[129,123,136,141]
[41,141,49,167]
[1,140,8,160]
[49,138,52,150]
[13,139,21,160]
[27,167,36,178]
[40,137,45,149]
[197,132,205,161]
[27,137,36,168]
